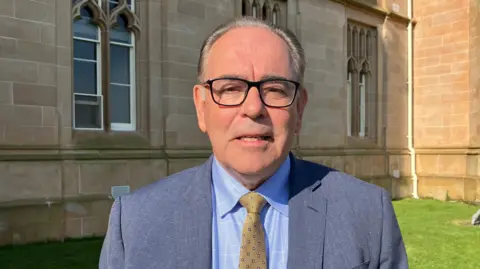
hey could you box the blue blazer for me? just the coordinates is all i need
[99,153,408,268]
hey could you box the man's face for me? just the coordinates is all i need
[193,27,307,180]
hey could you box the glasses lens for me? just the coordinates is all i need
[209,78,297,107]
[211,79,248,105]
[260,80,296,107]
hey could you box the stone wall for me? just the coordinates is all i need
[0,0,414,246]
[297,0,411,198]
[413,0,480,201]
[0,0,59,145]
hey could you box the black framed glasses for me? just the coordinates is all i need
[203,77,300,108]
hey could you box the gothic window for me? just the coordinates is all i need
[72,0,140,131]
[347,21,377,140]
[262,1,269,21]
[242,0,248,16]
[272,3,280,25]
[252,0,258,18]
[240,0,286,27]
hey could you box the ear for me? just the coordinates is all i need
[294,87,308,134]
[193,84,207,133]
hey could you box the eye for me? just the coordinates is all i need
[263,85,288,95]
[264,87,285,92]
[212,79,246,93]
[219,84,244,93]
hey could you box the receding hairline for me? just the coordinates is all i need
[197,17,305,84]
[202,27,294,78]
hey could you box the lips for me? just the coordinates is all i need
[235,135,273,142]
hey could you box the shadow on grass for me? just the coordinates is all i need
[0,236,105,269]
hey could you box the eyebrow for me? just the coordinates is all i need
[259,74,290,81]
[215,74,247,80]
[214,74,290,81]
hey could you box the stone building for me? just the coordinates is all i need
[0,0,478,245]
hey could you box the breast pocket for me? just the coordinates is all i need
[351,261,369,269]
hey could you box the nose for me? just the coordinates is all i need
[241,87,266,118]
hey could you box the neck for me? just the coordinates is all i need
[217,155,289,191]
[228,170,269,190]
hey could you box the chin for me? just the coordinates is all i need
[227,151,278,176]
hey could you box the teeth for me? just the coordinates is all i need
[241,137,262,141]
[239,136,270,141]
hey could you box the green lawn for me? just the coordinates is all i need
[393,199,480,269]
[0,199,478,268]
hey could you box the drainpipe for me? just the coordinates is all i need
[407,0,419,199]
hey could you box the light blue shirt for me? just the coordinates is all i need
[211,156,290,269]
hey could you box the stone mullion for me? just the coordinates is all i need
[101,0,111,131]
[369,32,378,141]
[352,72,360,136]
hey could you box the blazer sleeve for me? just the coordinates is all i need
[99,197,125,269]
[378,189,409,268]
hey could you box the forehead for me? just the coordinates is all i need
[205,27,292,80]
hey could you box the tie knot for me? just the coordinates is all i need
[239,192,267,214]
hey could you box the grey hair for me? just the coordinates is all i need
[197,16,306,84]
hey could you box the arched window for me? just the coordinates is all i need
[366,31,371,58]
[347,25,352,57]
[72,0,139,131]
[358,70,366,137]
[352,27,358,58]
[252,0,259,18]
[359,29,365,59]
[239,0,285,27]
[241,0,248,16]
[346,21,377,140]
[109,13,135,130]
[262,2,269,21]
[73,4,103,129]
[347,58,357,137]
[272,3,280,25]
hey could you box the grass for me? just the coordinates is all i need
[0,199,478,268]
[0,237,103,269]
[393,199,480,269]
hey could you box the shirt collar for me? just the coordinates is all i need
[211,156,290,218]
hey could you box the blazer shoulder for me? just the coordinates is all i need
[120,163,204,205]
[298,159,390,225]
[298,158,386,200]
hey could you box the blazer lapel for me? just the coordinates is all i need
[287,154,329,269]
[175,155,214,268]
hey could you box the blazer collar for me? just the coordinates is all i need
[177,155,214,269]
[177,153,331,269]
[287,153,330,269]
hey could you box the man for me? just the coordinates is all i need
[99,17,408,269]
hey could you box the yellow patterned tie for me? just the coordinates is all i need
[238,192,268,269]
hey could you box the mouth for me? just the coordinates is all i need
[235,135,274,142]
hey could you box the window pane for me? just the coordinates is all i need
[110,15,131,44]
[74,94,102,129]
[110,44,130,84]
[74,60,97,94]
[73,39,96,60]
[109,0,118,10]
[109,84,131,123]
[109,0,131,9]
[242,0,247,15]
[73,7,98,40]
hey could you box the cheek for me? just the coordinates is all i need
[271,110,296,135]
[205,106,236,134]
